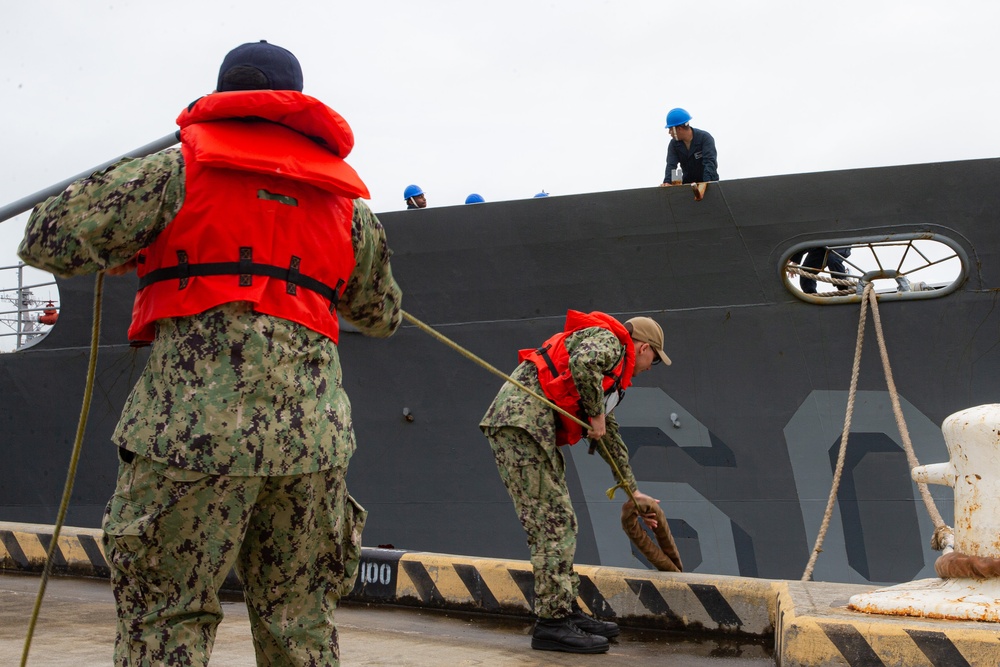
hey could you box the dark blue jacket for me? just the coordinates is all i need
[664,127,719,184]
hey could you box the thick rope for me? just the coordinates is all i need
[621,499,682,572]
[866,285,979,576]
[866,285,949,534]
[935,551,1000,579]
[401,310,639,508]
[801,283,870,581]
[787,263,858,296]
[20,273,103,667]
[801,283,953,581]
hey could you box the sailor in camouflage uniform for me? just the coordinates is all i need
[18,42,401,667]
[481,311,670,654]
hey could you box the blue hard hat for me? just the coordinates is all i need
[665,108,692,128]
[533,191,549,198]
[403,184,424,200]
[465,193,485,204]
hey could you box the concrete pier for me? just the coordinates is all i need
[2,574,771,666]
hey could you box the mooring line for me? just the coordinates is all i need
[802,282,952,581]
[20,273,103,667]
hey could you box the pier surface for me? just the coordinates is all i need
[2,573,771,666]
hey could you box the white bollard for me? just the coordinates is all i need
[912,404,1000,559]
[848,404,1000,622]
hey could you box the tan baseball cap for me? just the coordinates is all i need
[626,316,672,366]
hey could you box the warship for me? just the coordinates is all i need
[2,156,995,585]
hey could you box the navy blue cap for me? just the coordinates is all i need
[217,40,303,92]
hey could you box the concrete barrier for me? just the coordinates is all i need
[349,547,777,636]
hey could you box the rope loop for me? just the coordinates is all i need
[935,552,1000,579]
[787,262,859,295]
[621,499,683,572]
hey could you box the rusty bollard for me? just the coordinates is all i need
[848,404,1000,622]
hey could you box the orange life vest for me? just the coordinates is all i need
[128,90,369,345]
[519,310,635,446]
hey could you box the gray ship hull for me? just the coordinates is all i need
[4,158,998,584]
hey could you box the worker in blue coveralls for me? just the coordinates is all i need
[660,107,719,186]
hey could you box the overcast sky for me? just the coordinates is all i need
[3,0,1000,273]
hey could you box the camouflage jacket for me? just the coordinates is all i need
[480,327,638,491]
[18,148,402,476]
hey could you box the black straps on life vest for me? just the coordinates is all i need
[138,247,346,313]
[536,344,560,378]
[537,340,627,395]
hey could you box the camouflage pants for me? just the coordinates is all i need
[101,453,366,667]
[485,426,579,619]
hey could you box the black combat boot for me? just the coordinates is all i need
[531,617,610,653]
[568,608,620,639]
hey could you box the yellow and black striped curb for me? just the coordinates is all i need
[1,521,775,637]
[775,581,1000,666]
[1,522,110,579]
[351,548,778,636]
